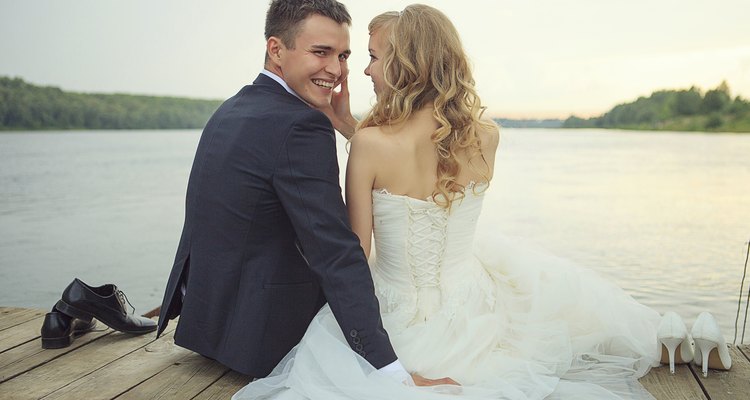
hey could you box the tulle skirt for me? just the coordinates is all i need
[233,235,661,399]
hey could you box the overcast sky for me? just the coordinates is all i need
[1,0,748,118]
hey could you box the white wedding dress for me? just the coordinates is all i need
[234,183,661,400]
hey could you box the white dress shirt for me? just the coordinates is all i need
[260,69,308,105]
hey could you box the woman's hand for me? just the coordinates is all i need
[319,77,358,139]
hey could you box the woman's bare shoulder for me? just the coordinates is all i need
[350,126,392,151]
[352,125,384,139]
[478,120,500,150]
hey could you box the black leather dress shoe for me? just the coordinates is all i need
[41,308,97,349]
[55,278,157,334]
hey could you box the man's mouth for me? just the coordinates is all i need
[313,79,334,89]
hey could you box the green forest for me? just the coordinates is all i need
[0,77,222,130]
[563,81,750,132]
[3,76,749,133]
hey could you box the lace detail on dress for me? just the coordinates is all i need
[374,280,417,327]
[375,263,497,326]
[373,187,393,196]
[373,181,489,204]
[464,180,480,191]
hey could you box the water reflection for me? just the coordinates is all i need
[0,128,749,341]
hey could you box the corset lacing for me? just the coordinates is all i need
[406,202,448,324]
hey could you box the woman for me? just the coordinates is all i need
[234,5,660,399]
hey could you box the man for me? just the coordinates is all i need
[157,0,453,386]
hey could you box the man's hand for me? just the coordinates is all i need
[411,372,460,386]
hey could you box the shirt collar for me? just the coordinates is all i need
[260,69,308,105]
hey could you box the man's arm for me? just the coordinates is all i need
[271,109,397,369]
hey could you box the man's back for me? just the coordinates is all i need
[157,74,397,377]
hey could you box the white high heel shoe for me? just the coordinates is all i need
[691,311,732,377]
[657,312,694,373]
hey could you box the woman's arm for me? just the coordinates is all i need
[345,131,378,257]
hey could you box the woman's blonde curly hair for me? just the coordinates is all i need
[358,4,496,208]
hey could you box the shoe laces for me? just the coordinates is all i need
[115,289,135,315]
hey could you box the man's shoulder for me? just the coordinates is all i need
[239,86,328,123]
[208,80,333,138]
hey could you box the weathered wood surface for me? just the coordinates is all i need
[0,314,47,353]
[0,307,748,399]
[0,323,112,383]
[0,308,46,331]
[690,345,750,400]
[0,307,251,400]
[639,363,708,400]
[117,353,231,400]
[191,371,251,400]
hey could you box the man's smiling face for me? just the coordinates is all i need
[270,14,350,108]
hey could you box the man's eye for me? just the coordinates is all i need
[314,50,326,56]
[338,54,349,61]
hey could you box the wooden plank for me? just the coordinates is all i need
[0,308,28,318]
[639,364,708,400]
[0,326,113,383]
[0,315,46,353]
[117,353,228,400]
[691,346,750,400]
[0,308,45,332]
[0,322,172,399]
[192,370,252,400]
[739,345,750,362]
[41,329,190,399]
[0,305,746,400]
[0,307,45,331]
[0,308,33,323]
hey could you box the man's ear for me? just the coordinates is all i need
[266,37,284,68]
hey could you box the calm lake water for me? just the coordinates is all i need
[1,129,749,342]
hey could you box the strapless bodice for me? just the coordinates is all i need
[370,183,489,323]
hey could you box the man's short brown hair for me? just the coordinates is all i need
[265,0,352,50]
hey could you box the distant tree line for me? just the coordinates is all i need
[493,118,563,129]
[563,81,750,132]
[0,76,222,130]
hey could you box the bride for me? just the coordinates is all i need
[234,4,660,399]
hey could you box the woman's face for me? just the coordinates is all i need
[364,28,387,98]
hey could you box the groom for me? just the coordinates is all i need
[157,0,448,385]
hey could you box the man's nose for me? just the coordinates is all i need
[339,59,349,84]
[325,56,342,79]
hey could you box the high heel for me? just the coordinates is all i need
[657,312,693,373]
[691,312,731,377]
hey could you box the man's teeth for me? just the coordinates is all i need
[313,79,333,89]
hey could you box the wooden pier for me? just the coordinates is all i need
[1,306,749,399]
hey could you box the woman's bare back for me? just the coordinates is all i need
[361,107,499,199]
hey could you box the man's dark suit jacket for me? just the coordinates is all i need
[156,73,397,377]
